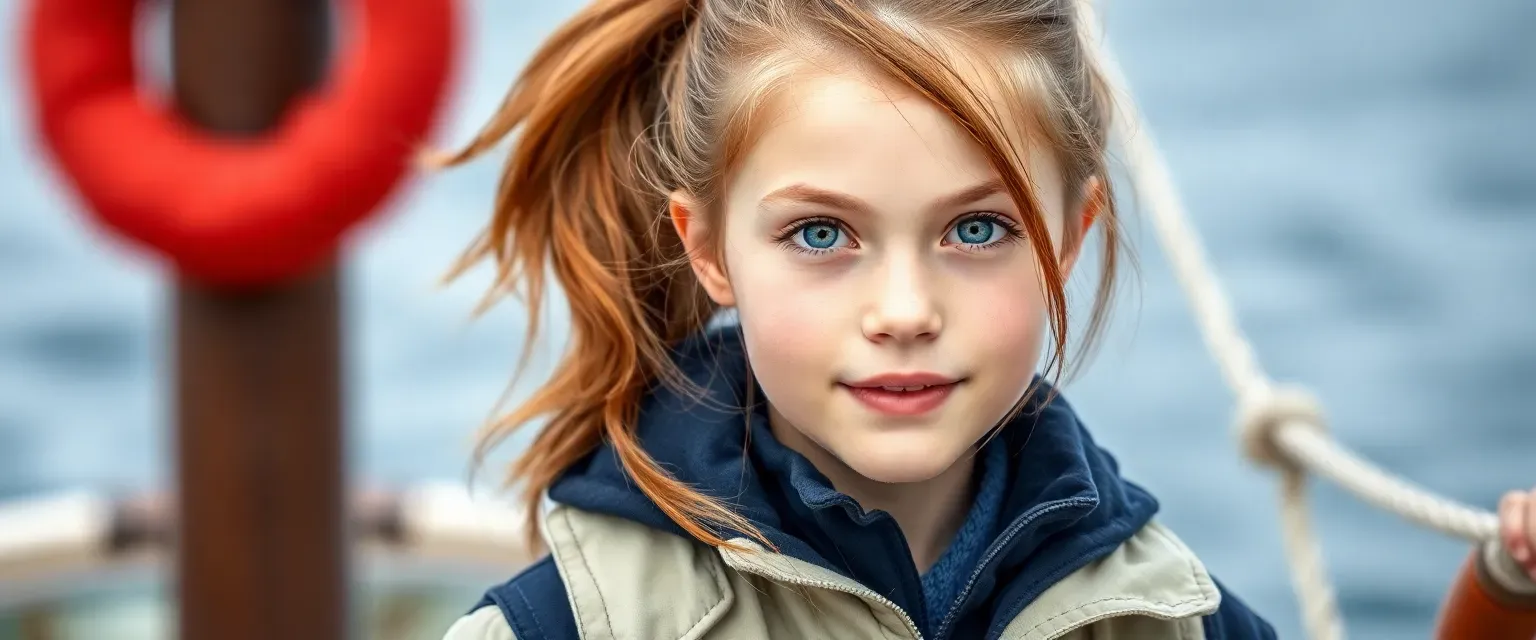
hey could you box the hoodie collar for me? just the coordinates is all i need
[547,329,1159,639]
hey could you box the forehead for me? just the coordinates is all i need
[727,67,1065,214]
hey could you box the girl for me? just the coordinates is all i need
[437,0,1288,637]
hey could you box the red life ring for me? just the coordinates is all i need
[24,0,457,285]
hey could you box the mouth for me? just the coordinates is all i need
[839,373,962,417]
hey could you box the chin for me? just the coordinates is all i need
[834,432,968,485]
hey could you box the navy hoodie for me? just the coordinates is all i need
[473,329,1276,639]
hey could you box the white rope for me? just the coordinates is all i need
[1277,466,1347,640]
[1273,422,1498,542]
[1097,40,1504,546]
[1079,4,1504,639]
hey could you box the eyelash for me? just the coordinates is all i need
[771,212,1025,256]
[947,212,1026,253]
[773,216,852,256]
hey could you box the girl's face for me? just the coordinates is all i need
[676,69,1091,485]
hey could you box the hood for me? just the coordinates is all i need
[547,328,1160,639]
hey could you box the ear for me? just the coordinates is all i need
[669,191,736,307]
[1060,175,1104,276]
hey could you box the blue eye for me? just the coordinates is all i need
[947,215,1002,245]
[796,223,847,250]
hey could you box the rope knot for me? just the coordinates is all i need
[1235,384,1327,471]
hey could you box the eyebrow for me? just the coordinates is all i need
[758,178,1009,215]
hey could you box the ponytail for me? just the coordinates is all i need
[435,0,767,553]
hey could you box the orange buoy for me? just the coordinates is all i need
[1435,541,1536,640]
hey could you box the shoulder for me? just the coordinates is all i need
[1201,575,1278,640]
[443,504,721,640]
[1117,521,1276,640]
[443,555,579,640]
[1006,520,1277,640]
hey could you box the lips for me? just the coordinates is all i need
[842,372,959,389]
[839,372,961,417]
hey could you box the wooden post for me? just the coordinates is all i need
[170,2,344,639]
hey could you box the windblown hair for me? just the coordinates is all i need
[436,0,1124,551]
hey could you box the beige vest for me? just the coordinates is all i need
[445,504,1221,639]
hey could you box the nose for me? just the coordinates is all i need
[861,256,942,343]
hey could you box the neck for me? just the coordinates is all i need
[768,405,977,573]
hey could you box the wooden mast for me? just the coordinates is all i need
[170,1,345,638]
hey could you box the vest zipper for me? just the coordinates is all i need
[723,556,925,639]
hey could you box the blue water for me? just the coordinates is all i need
[2,1,1533,638]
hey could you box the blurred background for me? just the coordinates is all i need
[1,0,1533,638]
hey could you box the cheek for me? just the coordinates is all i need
[949,261,1051,381]
[722,239,847,391]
